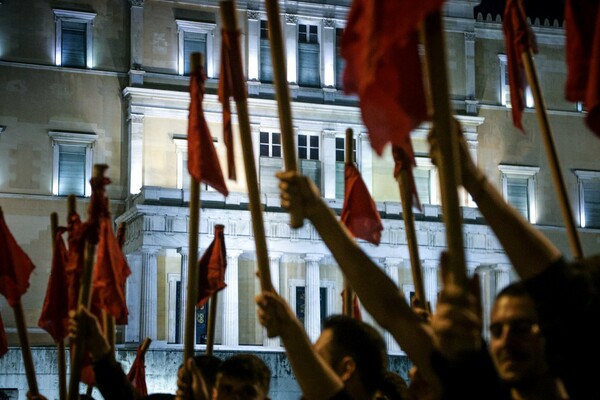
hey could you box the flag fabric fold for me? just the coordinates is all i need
[341,0,444,156]
[38,227,70,343]
[127,342,149,397]
[91,218,131,324]
[340,164,384,245]
[0,311,7,358]
[219,28,244,182]
[503,0,537,131]
[188,65,229,196]
[0,208,36,308]
[565,0,600,137]
[197,224,227,307]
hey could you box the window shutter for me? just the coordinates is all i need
[583,179,600,228]
[259,157,283,194]
[62,21,86,68]
[301,159,322,192]
[298,42,320,87]
[184,32,207,75]
[58,145,86,196]
[335,162,345,199]
[507,177,529,220]
[414,168,431,205]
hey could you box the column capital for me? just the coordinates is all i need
[177,246,189,256]
[464,31,476,41]
[269,251,284,261]
[384,257,402,268]
[141,246,161,255]
[305,253,324,263]
[227,249,244,259]
[129,113,145,124]
[285,14,298,24]
[247,10,260,20]
[129,0,144,7]
[322,129,337,139]
[322,18,336,28]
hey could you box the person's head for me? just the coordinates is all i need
[489,282,548,388]
[375,371,408,400]
[193,354,222,394]
[315,315,387,398]
[214,354,271,400]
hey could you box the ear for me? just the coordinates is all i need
[337,355,357,383]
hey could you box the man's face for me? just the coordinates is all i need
[489,295,547,385]
[214,374,268,400]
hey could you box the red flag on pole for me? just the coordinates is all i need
[0,311,7,358]
[341,0,444,156]
[218,28,243,182]
[340,164,384,245]
[188,64,229,196]
[340,290,363,321]
[127,342,149,397]
[197,224,227,308]
[0,208,35,308]
[38,228,70,343]
[565,0,600,137]
[503,0,537,131]
[65,212,85,312]
[392,143,422,212]
[91,218,131,324]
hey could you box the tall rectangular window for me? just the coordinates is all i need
[260,21,273,83]
[499,165,539,224]
[414,168,431,205]
[259,131,283,193]
[49,131,97,197]
[298,24,320,87]
[54,9,96,68]
[176,20,215,77]
[574,170,600,228]
[498,54,534,108]
[298,134,321,192]
[295,286,328,326]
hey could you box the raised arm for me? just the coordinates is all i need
[428,128,561,280]
[255,291,343,400]
[276,171,441,394]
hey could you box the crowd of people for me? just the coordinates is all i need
[27,130,600,400]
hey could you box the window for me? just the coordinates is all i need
[176,20,215,76]
[295,286,328,325]
[335,136,356,199]
[298,134,321,191]
[499,165,539,223]
[574,170,600,228]
[49,131,98,197]
[498,54,533,108]
[260,21,273,83]
[335,28,345,90]
[288,279,336,328]
[53,9,96,68]
[298,24,320,87]
[259,131,283,193]
[413,157,438,206]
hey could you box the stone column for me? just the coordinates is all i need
[476,264,495,342]
[140,247,160,340]
[495,264,511,294]
[384,258,401,352]
[124,252,142,343]
[222,249,243,346]
[129,0,145,85]
[464,31,478,115]
[128,113,144,194]
[358,132,373,192]
[305,253,323,342]
[177,247,189,344]
[285,15,298,83]
[422,260,439,313]
[247,12,260,81]
[251,123,261,172]
[321,18,336,87]
[264,252,283,348]
[322,130,337,199]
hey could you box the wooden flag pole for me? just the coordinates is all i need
[205,292,218,355]
[51,212,68,400]
[183,53,203,363]
[68,164,108,400]
[265,0,303,229]
[219,1,274,294]
[421,11,467,288]
[13,300,39,395]
[343,129,354,318]
[396,172,428,312]
[521,50,583,259]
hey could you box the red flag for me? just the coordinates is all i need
[127,342,149,397]
[188,64,229,196]
[219,27,244,182]
[565,0,600,137]
[65,212,85,312]
[392,143,422,212]
[341,0,444,156]
[0,208,35,307]
[503,0,537,131]
[340,164,383,245]
[0,311,7,358]
[38,228,70,343]
[91,218,131,324]
[197,224,227,307]
[340,290,362,321]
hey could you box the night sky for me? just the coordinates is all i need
[474,0,565,23]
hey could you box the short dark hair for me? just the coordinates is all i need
[322,315,387,396]
[495,281,531,301]
[219,354,271,393]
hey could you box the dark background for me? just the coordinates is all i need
[474,0,565,22]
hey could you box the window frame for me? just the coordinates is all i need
[573,169,600,228]
[297,21,321,87]
[498,164,540,224]
[498,54,533,108]
[53,9,96,68]
[176,19,216,77]
[288,278,336,323]
[48,130,98,197]
[414,157,439,206]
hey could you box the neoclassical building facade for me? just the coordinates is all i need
[1,0,599,398]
